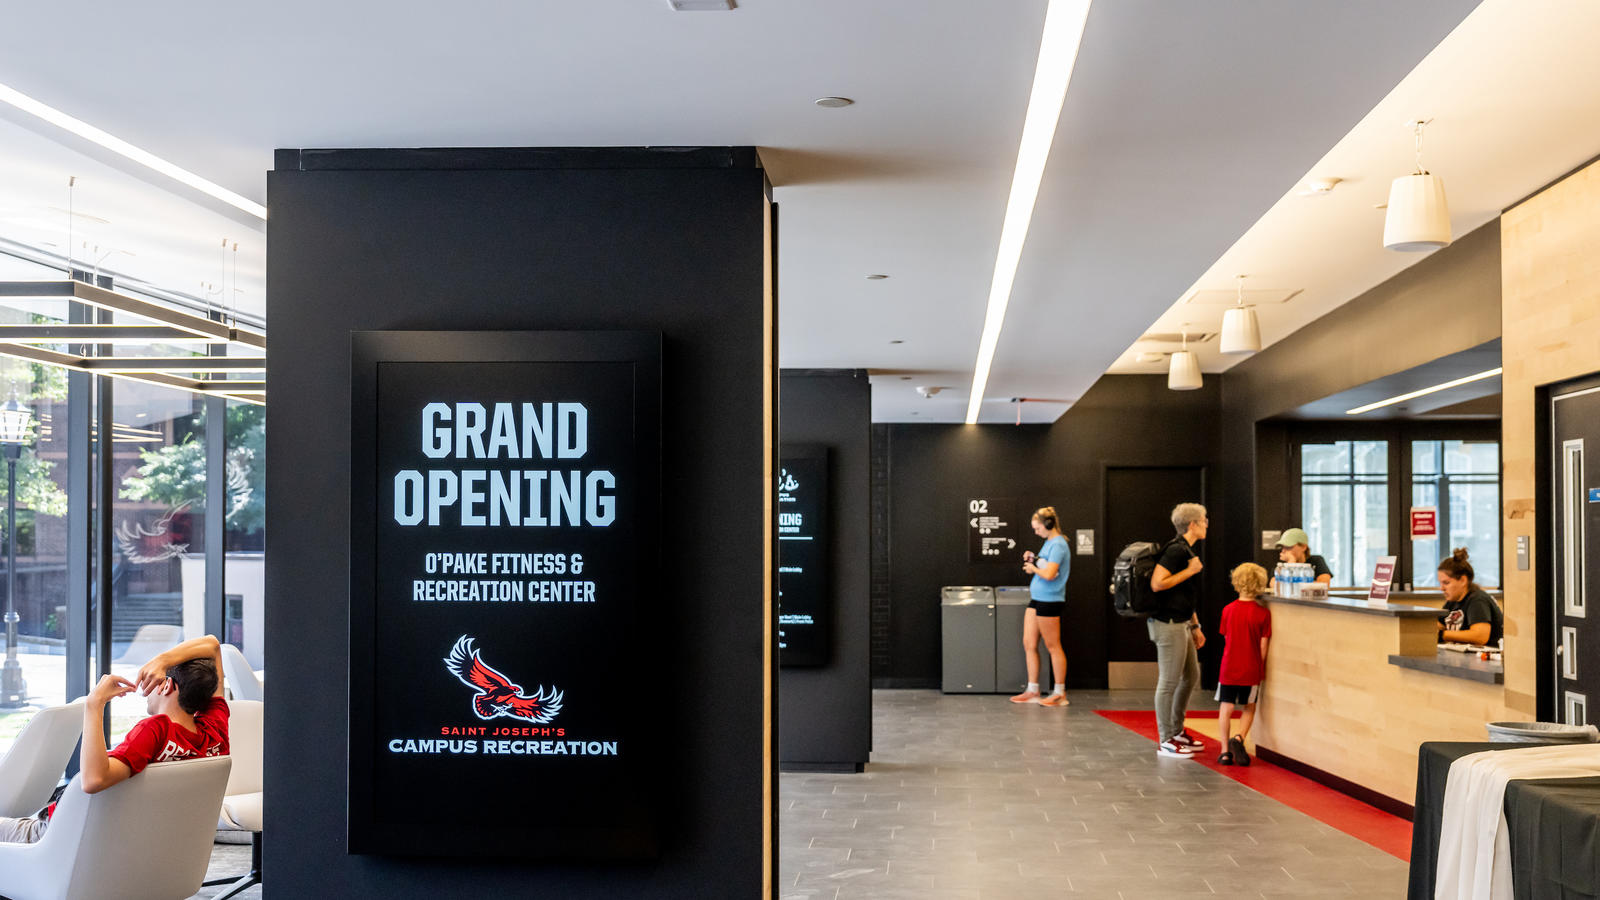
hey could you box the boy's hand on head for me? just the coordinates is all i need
[89,674,136,705]
[134,656,172,695]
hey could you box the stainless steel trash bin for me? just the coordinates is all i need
[1485,721,1600,743]
[995,586,1056,693]
[941,586,997,693]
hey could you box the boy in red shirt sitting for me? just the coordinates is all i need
[1215,564,1270,766]
[0,634,228,843]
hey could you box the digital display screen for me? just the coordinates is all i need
[349,331,660,859]
[778,446,829,667]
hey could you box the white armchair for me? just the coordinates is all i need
[0,755,231,900]
[0,700,86,819]
[112,624,183,666]
[219,643,263,702]
[207,699,262,899]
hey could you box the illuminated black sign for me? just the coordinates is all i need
[778,446,829,667]
[350,331,660,859]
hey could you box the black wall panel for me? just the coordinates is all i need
[265,148,773,897]
[778,370,871,769]
[878,376,1228,688]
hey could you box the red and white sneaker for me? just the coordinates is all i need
[1157,740,1195,759]
[1171,730,1206,750]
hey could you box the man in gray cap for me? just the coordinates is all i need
[1276,528,1332,585]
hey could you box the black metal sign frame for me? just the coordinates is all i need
[349,330,661,859]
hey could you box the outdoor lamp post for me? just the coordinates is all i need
[0,391,33,708]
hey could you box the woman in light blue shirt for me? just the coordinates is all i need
[1011,506,1071,707]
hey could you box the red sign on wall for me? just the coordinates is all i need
[1410,506,1439,539]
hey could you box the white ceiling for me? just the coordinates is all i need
[1111,0,1600,380]
[0,1,1502,422]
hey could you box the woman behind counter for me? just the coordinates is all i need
[1436,547,1503,646]
[1010,506,1070,708]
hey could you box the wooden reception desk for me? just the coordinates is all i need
[1252,594,1510,810]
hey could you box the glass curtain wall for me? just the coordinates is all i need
[1411,440,1501,588]
[103,381,206,742]
[1301,440,1390,587]
[0,257,75,750]
[224,401,265,669]
[0,260,266,754]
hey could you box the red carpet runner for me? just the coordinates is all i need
[1095,709,1412,860]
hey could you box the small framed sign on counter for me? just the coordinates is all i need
[1368,555,1399,606]
[349,331,661,860]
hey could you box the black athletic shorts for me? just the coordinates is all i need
[1027,600,1065,618]
[1214,683,1260,705]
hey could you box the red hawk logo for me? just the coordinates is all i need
[443,635,564,724]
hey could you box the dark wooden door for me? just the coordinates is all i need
[1553,380,1600,724]
[1104,466,1206,663]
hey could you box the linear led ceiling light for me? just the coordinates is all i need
[0,81,267,221]
[964,0,1092,424]
[1345,367,1501,416]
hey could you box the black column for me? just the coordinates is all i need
[265,147,776,898]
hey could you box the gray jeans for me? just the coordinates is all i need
[0,814,47,843]
[1147,617,1199,743]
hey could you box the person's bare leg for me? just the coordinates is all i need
[1037,617,1069,706]
[1218,701,1235,745]
[1010,610,1042,702]
[1237,702,1256,740]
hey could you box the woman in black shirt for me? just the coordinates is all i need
[1436,548,1502,646]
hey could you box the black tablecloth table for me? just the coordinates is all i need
[1410,742,1521,900]
[1504,776,1600,900]
[1411,742,1600,900]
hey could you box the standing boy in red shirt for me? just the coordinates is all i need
[1216,564,1270,766]
[0,634,227,843]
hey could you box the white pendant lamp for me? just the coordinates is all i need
[1167,332,1202,391]
[1383,120,1451,252]
[1219,274,1261,355]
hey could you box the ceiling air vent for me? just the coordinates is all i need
[1139,332,1217,345]
[1183,287,1302,306]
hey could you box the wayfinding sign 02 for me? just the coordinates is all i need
[967,497,1018,562]
[349,331,660,860]
[778,445,830,667]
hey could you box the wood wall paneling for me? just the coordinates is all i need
[1501,158,1600,716]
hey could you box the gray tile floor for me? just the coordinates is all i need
[780,690,1409,900]
[187,841,260,899]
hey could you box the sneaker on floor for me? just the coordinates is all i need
[1157,740,1195,759]
[1038,693,1069,708]
[1172,730,1206,750]
[1230,735,1251,767]
[1009,690,1041,704]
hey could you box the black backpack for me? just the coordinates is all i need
[1110,540,1170,618]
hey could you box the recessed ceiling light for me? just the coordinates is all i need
[667,0,734,10]
[865,274,888,280]
[814,97,854,109]
[889,340,904,344]
[899,376,912,380]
